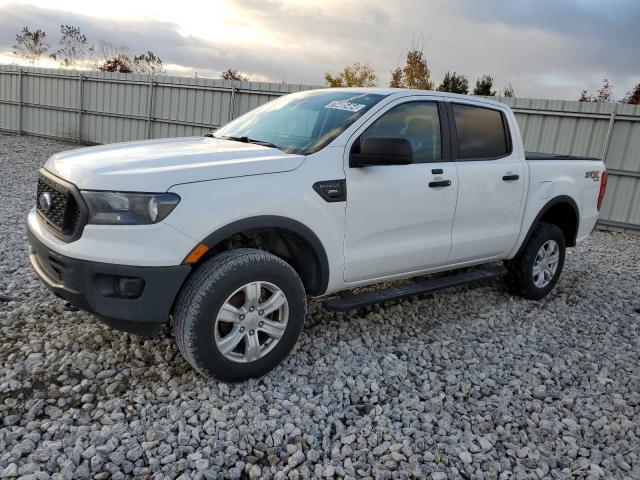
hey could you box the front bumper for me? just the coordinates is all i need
[28,226,191,335]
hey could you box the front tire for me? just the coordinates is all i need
[174,248,306,381]
[506,222,566,300]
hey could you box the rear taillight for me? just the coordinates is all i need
[597,170,608,211]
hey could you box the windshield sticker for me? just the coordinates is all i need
[324,100,367,112]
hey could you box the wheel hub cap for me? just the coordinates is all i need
[532,240,560,288]
[214,281,289,363]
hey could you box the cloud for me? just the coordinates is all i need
[0,1,637,100]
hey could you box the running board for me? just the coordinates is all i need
[323,265,508,312]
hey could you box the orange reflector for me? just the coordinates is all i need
[183,243,209,264]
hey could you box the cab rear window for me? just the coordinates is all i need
[452,104,510,159]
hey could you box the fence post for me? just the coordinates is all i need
[77,74,83,142]
[601,107,618,163]
[146,77,155,139]
[17,68,23,135]
[228,85,236,122]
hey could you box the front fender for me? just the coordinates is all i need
[165,170,345,293]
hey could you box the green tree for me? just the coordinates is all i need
[389,48,433,90]
[437,71,469,94]
[324,63,376,87]
[13,27,49,64]
[473,75,496,96]
[51,25,93,67]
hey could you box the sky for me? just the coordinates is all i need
[0,0,638,100]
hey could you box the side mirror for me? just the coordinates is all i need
[350,137,413,167]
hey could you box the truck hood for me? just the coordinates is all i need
[44,136,305,191]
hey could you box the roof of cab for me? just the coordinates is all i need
[301,87,510,110]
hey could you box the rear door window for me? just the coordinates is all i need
[452,104,510,159]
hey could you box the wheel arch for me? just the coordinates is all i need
[197,216,330,296]
[516,195,580,257]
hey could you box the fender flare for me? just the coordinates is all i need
[200,215,330,294]
[515,195,580,257]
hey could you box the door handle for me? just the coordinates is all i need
[428,180,452,188]
[502,174,520,181]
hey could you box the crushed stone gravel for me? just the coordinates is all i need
[1,133,640,479]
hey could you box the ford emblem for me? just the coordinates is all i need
[39,192,52,212]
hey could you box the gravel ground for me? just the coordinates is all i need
[1,133,640,480]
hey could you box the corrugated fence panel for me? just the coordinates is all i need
[601,175,640,227]
[0,70,18,131]
[1,65,639,230]
[22,105,78,138]
[496,96,640,231]
[0,66,322,144]
[607,119,640,172]
[0,70,19,132]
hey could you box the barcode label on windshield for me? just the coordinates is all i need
[325,100,367,112]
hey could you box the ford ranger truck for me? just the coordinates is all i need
[27,88,607,381]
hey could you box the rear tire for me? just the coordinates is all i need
[174,248,306,381]
[506,222,566,300]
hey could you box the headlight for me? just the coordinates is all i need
[82,191,181,225]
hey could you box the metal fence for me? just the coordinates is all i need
[1,65,639,231]
[0,65,316,144]
[495,97,640,231]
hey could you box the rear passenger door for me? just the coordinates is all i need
[447,101,526,263]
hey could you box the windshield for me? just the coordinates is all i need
[213,90,387,155]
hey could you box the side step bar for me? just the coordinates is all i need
[323,265,508,312]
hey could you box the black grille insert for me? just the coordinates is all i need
[35,170,87,241]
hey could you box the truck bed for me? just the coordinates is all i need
[525,151,600,161]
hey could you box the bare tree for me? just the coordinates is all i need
[221,68,249,81]
[579,79,613,102]
[51,25,93,67]
[324,63,377,87]
[578,90,590,102]
[594,79,613,102]
[91,40,129,68]
[132,51,165,75]
[13,27,49,64]
[93,44,164,75]
[503,83,515,98]
[98,55,133,73]
[623,83,640,105]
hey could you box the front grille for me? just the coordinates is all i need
[36,171,85,241]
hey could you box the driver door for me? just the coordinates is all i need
[343,99,458,283]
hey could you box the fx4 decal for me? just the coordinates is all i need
[585,170,601,182]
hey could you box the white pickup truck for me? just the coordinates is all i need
[27,88,607,380]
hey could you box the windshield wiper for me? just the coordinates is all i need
[219,135,279,149]
[246,138,280,149]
